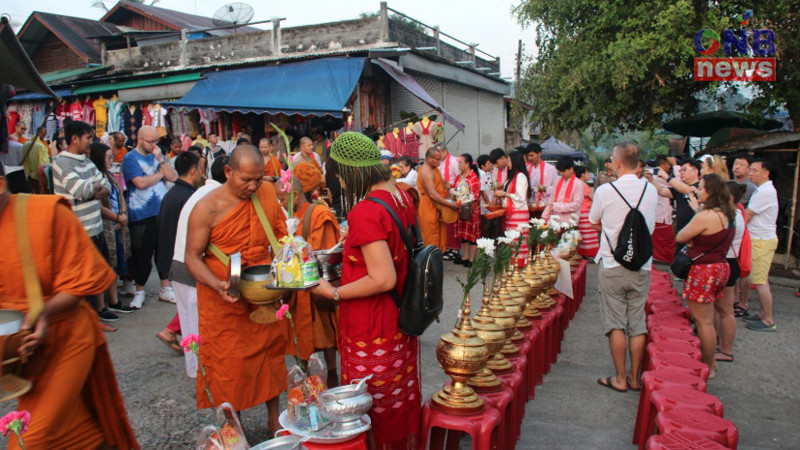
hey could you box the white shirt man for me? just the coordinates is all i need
[743,159,779,331]
[588,142,657,393]
[438,148,459,187]
[396,168,418,187]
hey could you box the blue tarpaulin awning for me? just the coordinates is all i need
[9,88,72,101]
[166,57,365,117]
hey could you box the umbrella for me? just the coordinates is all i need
[540,137,587,160]
[662,111,782,138]
[704,127,765,150]
[0,16,57,98]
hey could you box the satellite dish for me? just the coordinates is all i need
[212,3,255,27]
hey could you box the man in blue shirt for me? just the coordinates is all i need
[122,126,178,309]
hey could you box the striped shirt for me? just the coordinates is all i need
[52,152,105,237]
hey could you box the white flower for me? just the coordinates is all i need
[541,230,549,240]
[517,223,531,232]
[568,219,577,228]
[476,238,496,258]
[498,237,514,245]
[505,230,521,241]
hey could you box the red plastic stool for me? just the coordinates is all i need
[647,322,694,336]
[655,409,739,449]
[421,400,502,450]
[647,296,682,310]
[528,315,549,386]
[637,387,724,447]
[649,329,700,348]
[304,433,367,449]
[633,368,708,448]
[537,310,556,376]
[649,302,691,319]
[647,313,691,328]
[522,326,540,400]
[542,305,564,365]
[496,367,524,441]
[508,338,530,402]
[649,353,711,381]
[645,430,729,449]
[477,385,515,450]
[643,341,702,372]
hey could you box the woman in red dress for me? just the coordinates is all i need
[313,132,421,449]
[453,153,481,267]
[495,150,530,264]
[574,166,599,258]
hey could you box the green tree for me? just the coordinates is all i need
[513,1,798,133]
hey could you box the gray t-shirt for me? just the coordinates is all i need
[737,179,756,206]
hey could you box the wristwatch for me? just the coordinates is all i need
[332,288,340,301]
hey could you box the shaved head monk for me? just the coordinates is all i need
[417,146,459,250]
[0,161,138,449]
[185,144,288,434]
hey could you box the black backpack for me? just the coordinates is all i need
[367,197,443,336]
[603,183,652,271]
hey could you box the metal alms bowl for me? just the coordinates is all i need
[0,310,24,337]
[318,382,373,424]
[313,243,343,281]
[239,265,285,305]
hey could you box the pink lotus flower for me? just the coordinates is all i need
[180,334,202,354]
[279,169,292,192]
[276,304,290,320]
[0,410,30,437]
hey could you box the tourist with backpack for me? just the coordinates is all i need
[589,142,658,392]
[312,132,424,449]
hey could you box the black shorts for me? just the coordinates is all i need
[725,258,740,287]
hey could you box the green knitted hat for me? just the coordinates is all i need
[330,132,381,168]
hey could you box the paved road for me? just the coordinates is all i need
[2,262,798,448]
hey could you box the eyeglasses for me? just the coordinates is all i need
[141,138,157,144]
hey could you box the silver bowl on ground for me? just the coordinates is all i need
[318,377,373,433]
[313,243,343,281]
[250,430,304,450]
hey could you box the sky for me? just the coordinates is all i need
[4,0,535,78]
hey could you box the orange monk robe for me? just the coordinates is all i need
[0,195,138,450]
[417,167,447,251]
[113,147,128,164]
[287,202,340,360]
[263,155,282,178]
[197,182,289,411]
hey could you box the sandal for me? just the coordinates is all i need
[733,303,749,317]
[156,334,183,354]
[715,351,734,363]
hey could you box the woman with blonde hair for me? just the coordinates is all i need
[699,154,730,180]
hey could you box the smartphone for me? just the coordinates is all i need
[653,167,660,176]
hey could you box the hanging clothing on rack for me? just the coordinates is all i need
[412,120,436,153]
[106,97,123,133]
[82,100,95,126]
[93,98,108,137]
[142,104,153,127]
[32,103,46,132]
[45,112,57,140]
[399,127,419,159]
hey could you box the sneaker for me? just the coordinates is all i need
[746,320,776,332]
[98,308,119,322]
[743,314,763,322]
[130,290,146,309]
[108,302,136,314]
[159,286,176,304]
[121,280,137,296]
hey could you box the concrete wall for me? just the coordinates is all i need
[280,18,383,54]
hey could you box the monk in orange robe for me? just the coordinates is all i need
[0,166,138,449]
[259,137,283,180]
[281,162,340,386]
[417,146,459,251]
[185,145,288,434]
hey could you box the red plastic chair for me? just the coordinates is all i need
[478,385,515,450]
[637,386,724,447]
[649,329,700,348]
[643,341,702,372]
[304,433,367,450]
[633,368,708,448]
[646,313,691,329]
[421,400,502,450]
[645,430,729,449]
[649,302,691,319]
[496,367,524,441]
[522,326,540,400]
[649,353,711,380]
[655,409,739,449]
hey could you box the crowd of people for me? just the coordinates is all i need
[0,117,784,448]
[591,142,780,393]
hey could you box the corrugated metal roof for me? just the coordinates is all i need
[41,66,111,83]
[17,12,124,62]
[73,72,201,95]
[103,1,259,37]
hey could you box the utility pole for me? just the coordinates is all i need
[515,39,522,98]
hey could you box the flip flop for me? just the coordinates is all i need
[626,375,641,391]
[597,376,627,393]
[156,334,183,354]
[715,351,734,362]
[733,304,749,317]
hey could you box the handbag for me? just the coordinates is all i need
[671,223,733,279]
[458,201,474,221]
